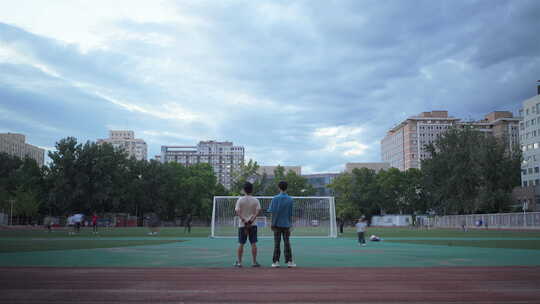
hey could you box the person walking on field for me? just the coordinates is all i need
[234,182,261,267]
[92,212,99,234]
[184,213,192,234]
[268,181,296,268]
[356,217,367,246]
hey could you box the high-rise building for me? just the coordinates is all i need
[160,140,244,189]
[456,111,520,154]
[0,133,45,166]
[97,130,147,161]
[519,92,540,187]
[381,110,520,171]
[381,111,459,170]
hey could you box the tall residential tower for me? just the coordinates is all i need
[160,140,244,189]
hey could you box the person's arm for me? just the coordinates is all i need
[268,198,275,213]
[235,199,247,223]
[248,202,262,224]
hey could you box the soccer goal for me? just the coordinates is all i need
[211,196,337,238]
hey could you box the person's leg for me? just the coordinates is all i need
[237,244,244,264]
[249,226,258,265]
[272,227,281,263]
[360,232,365,244]
[357,232,361,243]
[188,224,191,233]
[283,228,292,263]
[236,227,247,266]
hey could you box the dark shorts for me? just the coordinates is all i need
[238,225,258,244]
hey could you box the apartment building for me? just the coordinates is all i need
[0,133,45,166]
[97,130,147,161]
[382,110,520,171]
[381,111,459,170]
[519,92,540,187]
[160,141,244,189]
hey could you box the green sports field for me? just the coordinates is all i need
[1,226,539,267]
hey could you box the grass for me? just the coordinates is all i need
[0,226,211,238]
[0,240,183,253]
[341,227,540,239]
[384,239,540,250]
[1,226,540,253]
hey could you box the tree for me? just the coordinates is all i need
[231,159,261,195]
[422,128,520,215]
[377,168,406,214]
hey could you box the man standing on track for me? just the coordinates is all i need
[234,182,261,268]
[268,181,296,268]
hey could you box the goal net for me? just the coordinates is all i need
[211,196,337,238]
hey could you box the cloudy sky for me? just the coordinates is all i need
[0,0,538,173]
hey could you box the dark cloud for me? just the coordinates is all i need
[1,0,538,172]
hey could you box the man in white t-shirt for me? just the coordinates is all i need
[234,182,261,267]
[356,217,367,246]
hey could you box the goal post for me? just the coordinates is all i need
[211,196,337,238]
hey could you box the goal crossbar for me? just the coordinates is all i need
[211,196,337,238]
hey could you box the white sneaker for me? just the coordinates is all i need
[362,244,366,246]
[271,262,280,268]
[287,262,296,268]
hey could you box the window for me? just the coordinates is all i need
[529,168,533,174]
[523,181,528,187]
[522,169,527,175]
[535,167,539,173]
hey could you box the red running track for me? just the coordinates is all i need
[1,266,540,303]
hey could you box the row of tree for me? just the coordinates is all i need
[0,136,315,224]
[329,128,521,222]
[0,137,230,224]
[0,128,521,224]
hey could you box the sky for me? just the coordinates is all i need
[0,0,539,174]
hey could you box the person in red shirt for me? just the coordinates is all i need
[92,213,98,234]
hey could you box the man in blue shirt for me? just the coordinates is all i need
[267,181,296,268]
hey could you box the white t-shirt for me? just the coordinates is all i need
[235,195,261,228]
[356,222,367,232]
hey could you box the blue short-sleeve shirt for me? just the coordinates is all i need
[268,192,293,228]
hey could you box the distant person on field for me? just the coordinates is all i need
[184,213,192,234]
[338,217,344,234]
[44,216,53,233]
[233,182,261,267]
[148,213,161,235]
[461,220,467,232]
[92,212,99,234]
[268,181,296,268]
[356,217,367,246]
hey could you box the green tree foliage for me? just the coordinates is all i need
[0,153,45,221]
[328,168,382,221]
[42,137,228,221]
[231,159,262,195]
[422,128,521,214]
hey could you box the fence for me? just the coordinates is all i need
[433,212,540,229]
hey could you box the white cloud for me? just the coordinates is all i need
[313,126,369,157]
